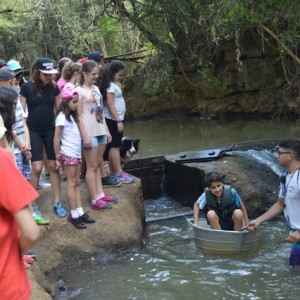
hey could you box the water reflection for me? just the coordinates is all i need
[125,118,300,157]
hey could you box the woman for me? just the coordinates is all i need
[20,57,66,220]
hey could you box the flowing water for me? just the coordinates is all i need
[124,117,300,158]
[58,118,300,299]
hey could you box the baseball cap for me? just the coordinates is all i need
[0,69,14,82]
[0,59,7,69]
[78,57,88,64]
[61,87,78,101]
[88,51,104,63]
[35,57,58,74]
[7,59,23,71]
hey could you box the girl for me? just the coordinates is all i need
[56,57,72,90]
[0,86,40,271]
[61,61,81,90]
[54,87,95,229]
[76,60,116,210]
[100,60,134,184]
[20,57,66,220]
[0,86,17,154]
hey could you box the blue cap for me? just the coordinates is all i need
[7,59,23,71]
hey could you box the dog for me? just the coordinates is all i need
[104,137,140,166]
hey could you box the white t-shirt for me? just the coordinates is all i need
[12,100,26,155]
[279,169,300,230]
[55,112,81,158]
[0,115,6,139]
[103,82,126,120]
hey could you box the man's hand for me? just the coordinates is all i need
[286,231,300,243]
[247,219,261,231]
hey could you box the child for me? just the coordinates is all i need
[76,60,116,210]
[193,171,249,231]
[54,87,95,229]
[100,60,134,184]
[0,86,40,299]
[61,61,81,90]
[56,57,72,90]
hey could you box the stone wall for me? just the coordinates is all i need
[124,39,299,119]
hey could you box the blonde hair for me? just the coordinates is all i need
[62,62,81,81]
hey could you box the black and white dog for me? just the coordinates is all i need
[104,137,140,166]
[120,137,140,165]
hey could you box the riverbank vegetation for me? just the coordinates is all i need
[0,1,299,117]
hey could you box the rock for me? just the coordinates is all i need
[165,154,279,218]
[29,178,145,298]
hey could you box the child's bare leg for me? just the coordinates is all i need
[47,160,61,202]
[31,161,43,193]
[42,147,49,176]
[108,147,122,175]
[232,209,243,231]
[207,210,222,230]
[64,165,78,211]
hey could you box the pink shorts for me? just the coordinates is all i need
[60,154,82,166]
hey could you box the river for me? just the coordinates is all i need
[58,117,300,300]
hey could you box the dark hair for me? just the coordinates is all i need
[30,59,56,96]
[99,60,125,100]
[205,171,224,187]
[0,59,7,68]
[79,60,98,86]
[56,99,79,123]
[0,86,17,143]
[279,139,300,160]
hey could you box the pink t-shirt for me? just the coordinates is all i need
[57,78,67,90]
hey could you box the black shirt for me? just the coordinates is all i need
[20,81,60,131]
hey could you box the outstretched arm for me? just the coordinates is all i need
[193,202,200,225]
[248,197,285,230]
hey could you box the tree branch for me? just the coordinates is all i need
[258,22,300,64]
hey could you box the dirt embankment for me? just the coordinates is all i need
[28,178,145,299]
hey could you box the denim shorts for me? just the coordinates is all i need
[82,135,107,149]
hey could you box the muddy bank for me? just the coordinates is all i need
[28,177,145,299]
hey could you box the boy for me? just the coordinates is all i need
[193,171,249,231]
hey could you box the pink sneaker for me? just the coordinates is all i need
[91,197,113,210]
[23,261,31,269]
[103,193,118,203]
[23,254,35,264]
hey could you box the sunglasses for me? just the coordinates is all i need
[276,151,293,155]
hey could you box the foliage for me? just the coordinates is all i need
[0,0,141,67]
[0,0,299,86]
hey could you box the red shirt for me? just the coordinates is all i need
[0,148,39,300]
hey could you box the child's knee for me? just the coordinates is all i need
[207,210,218,221]
[232,209,243,219]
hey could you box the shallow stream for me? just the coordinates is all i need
[60,197,299,299]
[58,118,300,299]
